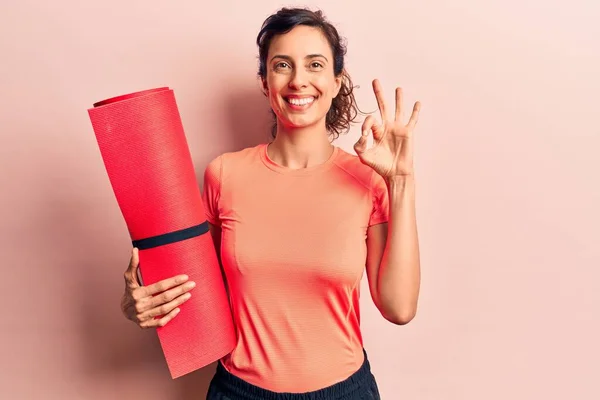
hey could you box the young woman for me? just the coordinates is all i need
[120,7,421,400]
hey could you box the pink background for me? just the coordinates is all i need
[1,0,598,399]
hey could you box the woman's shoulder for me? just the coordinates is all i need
[333,146,380,190]
[206,143,265,165]
[204,143,266,176]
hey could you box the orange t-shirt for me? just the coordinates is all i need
[201,143,389,392]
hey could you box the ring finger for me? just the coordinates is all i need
[137,292,192,323]
[139,307,181,329]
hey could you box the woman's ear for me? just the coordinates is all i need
[333,74,342,98]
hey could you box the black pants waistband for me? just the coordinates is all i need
[208,350,379,400]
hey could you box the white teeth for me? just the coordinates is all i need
[288,97,315,106]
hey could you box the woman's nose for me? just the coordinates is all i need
[288,69,309,89]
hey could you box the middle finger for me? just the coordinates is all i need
[149,281,196,309]
[139,292,192,321]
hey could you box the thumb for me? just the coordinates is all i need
[354,131,368,154]
[124,247,141,288]
[355,115,377,154]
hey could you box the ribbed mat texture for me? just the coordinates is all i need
[88,87,235,378]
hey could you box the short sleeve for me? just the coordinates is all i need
[369,171,389,226]
[201,155,222,226]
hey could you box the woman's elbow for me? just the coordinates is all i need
[382,307,417,325]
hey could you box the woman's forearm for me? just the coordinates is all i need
[377,175,421,324]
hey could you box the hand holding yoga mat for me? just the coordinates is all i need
[88,87,236,378]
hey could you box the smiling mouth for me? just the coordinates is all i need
[285,96,316,107]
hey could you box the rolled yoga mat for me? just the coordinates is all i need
[88,87,236,378]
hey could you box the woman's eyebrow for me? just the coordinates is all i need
[270,54,329,62]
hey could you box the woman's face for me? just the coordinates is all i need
[263,25,342,132]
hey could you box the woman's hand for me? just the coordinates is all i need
[120,247,196,329]
[354,79,421,178]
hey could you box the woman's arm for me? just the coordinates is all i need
[209,223,222,262]
[209,223,229,296]
[365,175,421,325]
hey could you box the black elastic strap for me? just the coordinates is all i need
[132,221,210,250]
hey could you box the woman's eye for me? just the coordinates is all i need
[310,62,323,69]
[275,62,290,69]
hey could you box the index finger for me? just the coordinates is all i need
[137,274,190,298]
[372,79,388,122]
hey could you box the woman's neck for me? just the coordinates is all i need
[268,122,334,169]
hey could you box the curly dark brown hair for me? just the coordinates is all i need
[256,7,360,140]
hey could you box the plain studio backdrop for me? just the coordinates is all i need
[0,0,598,399]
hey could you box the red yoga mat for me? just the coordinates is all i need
[88,87,236,378]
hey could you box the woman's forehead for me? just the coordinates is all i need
[268,26,332,58]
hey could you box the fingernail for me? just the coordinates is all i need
[184,293,192,299]
[179,275,189,282]
[174,308,181,314]
[187,281,196,288]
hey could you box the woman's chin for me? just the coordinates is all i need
[279,116,324,132]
